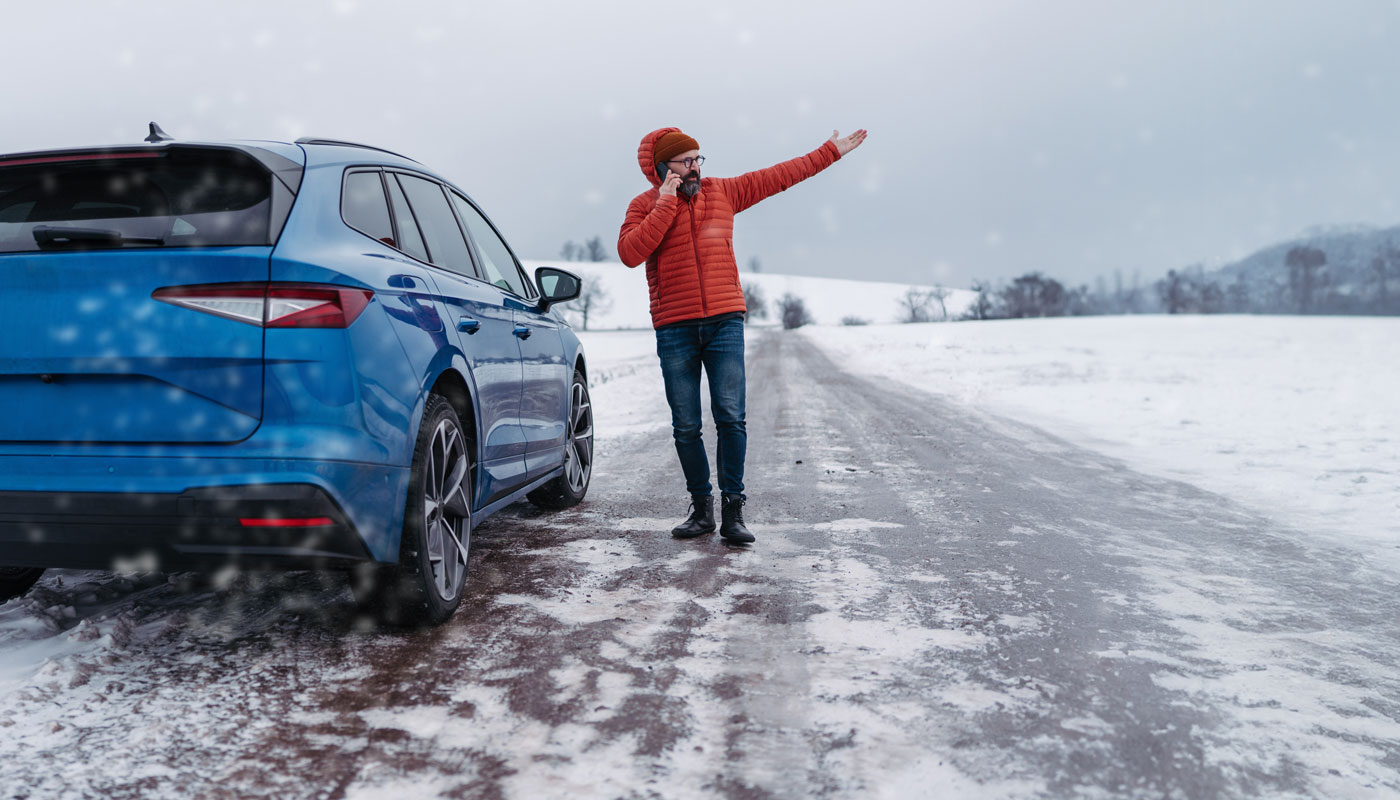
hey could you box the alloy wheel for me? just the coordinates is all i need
[423,418,472,602]
[563,379,594,495]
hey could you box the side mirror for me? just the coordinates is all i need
[534,266,582,313]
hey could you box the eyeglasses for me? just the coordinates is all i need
[665,156,705,169]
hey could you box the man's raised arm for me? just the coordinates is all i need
[718,129,868,215]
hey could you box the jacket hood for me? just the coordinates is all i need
[637,127,681,187]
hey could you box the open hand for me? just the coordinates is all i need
[830,129,868,157]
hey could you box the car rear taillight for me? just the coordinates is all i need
[264,286,374,328]
[153,283,374,328]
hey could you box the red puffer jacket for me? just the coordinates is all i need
[617,128,842,329]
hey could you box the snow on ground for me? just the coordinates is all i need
[0,313,1394,797]
[525,259,976,330]
[802,314,1400,569]
[573,324,669,439]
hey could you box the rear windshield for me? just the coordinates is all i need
[0,147,274,254]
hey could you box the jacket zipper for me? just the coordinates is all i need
[688,201,708,316]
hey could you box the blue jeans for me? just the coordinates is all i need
[655,318,746,498]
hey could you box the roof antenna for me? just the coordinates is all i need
[145,122,173,143]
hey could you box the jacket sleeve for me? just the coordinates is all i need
[617,193,681,267]
[715,140,842,215]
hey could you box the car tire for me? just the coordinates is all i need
[528,369,593,510]
[351,394,474,627]
[0,567,44,604]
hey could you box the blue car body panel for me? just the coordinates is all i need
[0,138,585,570]
[0,247,271,443]
[419,267,529,506]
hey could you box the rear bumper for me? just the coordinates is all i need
[0,455,411,566]
[0,484,376,571]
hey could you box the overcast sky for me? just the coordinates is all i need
[5,0,1399,289]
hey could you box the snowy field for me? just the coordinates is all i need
[574,313,1400,571]
[798,314,1400,570]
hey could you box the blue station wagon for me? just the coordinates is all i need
[0,127,593,625]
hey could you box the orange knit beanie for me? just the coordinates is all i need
[654,131,700,166]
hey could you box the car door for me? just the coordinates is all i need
[447,191,570,484]
[338,167,451,445]
[389,172,526,506]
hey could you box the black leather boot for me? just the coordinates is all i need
[720,494,755,544]
[671,495,715,538]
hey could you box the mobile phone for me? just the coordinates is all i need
[656,163,670,182]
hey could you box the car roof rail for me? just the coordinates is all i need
[294,137,420,163]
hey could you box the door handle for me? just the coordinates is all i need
[458,318,481,334]
[513,325,532,340]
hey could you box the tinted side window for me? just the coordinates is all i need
[451,193,529,296]
[384,174,429,262]
[341,170,393,245]
[396,174,476,277]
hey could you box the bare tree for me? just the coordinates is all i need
[1226,273,1251,313]
[585,236,608,262]
[1094,275,1110,312]
[929,287,951,321]
[1285,245,1327,314]
[1067,284,1096,316]
[1158,269,1190,314]
[747,256,762,273]
[1155,266,1225,315]
[1371,244,1400,314]
[568,280,612,330]
[1371,253,1389,312]
[1109,269,1147,313]
[999,272,1067,318]
[897,287,934,323]
[966,280,994,320]
[1128,270,1145,313]
[1197,279,1225,314]
[777,293,812,329]
[742,280,768,323]
[560,241,581,261]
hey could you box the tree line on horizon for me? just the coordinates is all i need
[553,235,1400,330]
[959,243,1400,320]
[559,237,610,263]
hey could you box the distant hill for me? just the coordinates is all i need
[1209,223,1400,314]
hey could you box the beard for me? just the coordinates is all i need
[680,170,701,197]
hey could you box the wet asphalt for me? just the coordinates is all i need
[1,329,1397,799]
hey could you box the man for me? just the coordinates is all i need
[617,126,868,545]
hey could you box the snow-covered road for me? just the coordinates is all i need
[0,328,1396,799]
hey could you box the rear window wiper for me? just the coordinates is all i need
[32,225,166,248]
